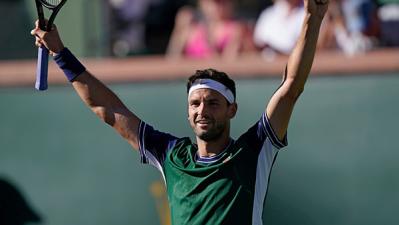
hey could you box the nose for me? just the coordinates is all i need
[197,102,208,116]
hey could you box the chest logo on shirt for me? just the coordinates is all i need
[222,154,232,164]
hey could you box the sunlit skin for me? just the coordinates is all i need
[188,88,237,157]
[30,0,330,159]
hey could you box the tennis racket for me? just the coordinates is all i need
[34,0,67,91]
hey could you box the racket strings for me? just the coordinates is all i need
[40,0,63,8]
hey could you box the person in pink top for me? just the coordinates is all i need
[167,0,243,60]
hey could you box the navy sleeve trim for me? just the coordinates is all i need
[138,120,179,166]
[261,113,288,149]
[138,120,148,164]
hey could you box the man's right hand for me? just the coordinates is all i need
[31,20,64,56]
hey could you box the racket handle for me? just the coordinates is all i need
[35,47,49,91]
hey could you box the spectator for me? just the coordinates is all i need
[253,0,305,58]
[337,0,379,54]
[108,0,160,57]
[167,0,243,60]
[319,0,379,55]
[377,0,399,46]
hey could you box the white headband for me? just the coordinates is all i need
[188,79,235,103]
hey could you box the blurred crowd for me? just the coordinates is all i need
[108,0,399,59]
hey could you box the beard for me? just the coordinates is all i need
[193,121,226,142]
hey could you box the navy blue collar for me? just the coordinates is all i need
[195,139,234,164]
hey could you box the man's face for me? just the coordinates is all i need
[188,88,237,141]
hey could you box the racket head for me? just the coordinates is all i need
[40,0,67,31]
[38,0,65,9]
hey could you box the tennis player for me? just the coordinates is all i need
[31,0,328,224]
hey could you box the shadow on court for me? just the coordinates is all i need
[0,177,42,225]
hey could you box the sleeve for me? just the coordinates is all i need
[261,112,288,149]
[240,112,288,151]
[138,121,179,171]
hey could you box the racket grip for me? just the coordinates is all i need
[35,47,49,91]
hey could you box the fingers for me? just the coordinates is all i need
[31,28,47,49]
[31,27,45,38]
[30,19,57,43]
[31,21,47,49]
[35,38,43,48]
[31,29,43,48]
[30,20,65,54]
[34,19,57,31]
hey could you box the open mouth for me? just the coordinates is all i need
[195,120,214,129]
[196,120,212,125]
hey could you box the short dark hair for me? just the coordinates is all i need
[186,69,236,99]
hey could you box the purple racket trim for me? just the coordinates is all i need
[35,47,49,91]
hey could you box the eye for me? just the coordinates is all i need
[208,100,220,106]
[190,100,200,107]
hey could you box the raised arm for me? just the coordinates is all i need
[31,22,141,150]
[266,0,329,140]
[71,72,141,150]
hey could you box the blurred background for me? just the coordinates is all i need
[0,0,399,224]
[2,0,399,59]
